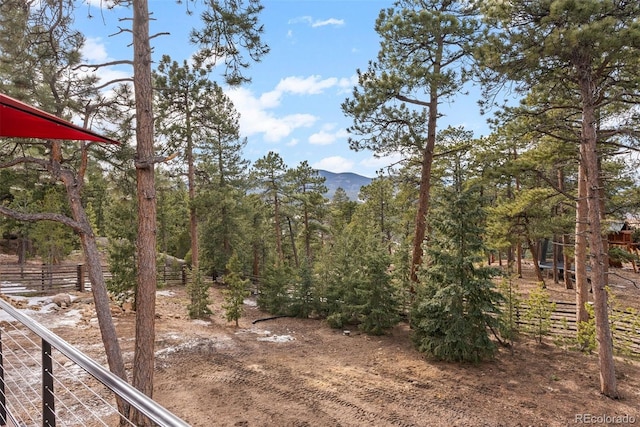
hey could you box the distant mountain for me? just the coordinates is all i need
[317,170,372,200]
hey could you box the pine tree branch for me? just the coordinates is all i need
[0,206,83,232]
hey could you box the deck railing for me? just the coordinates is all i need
[0,298,190,427]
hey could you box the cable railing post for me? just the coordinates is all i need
[0,328,6,427]
[42,340,55,427]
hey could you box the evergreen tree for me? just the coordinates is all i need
[412,142,502,363]
[477,0,640,397]
[222,252,250,326]
[327,187,357,233]
[187,267,212,319]
[289,260,316,319]
[105,195,137,300]
[342,0,482,289]
[523,284,556,345]
[252,152,288,264]
[258,263,295,315]
[322,224,399,335]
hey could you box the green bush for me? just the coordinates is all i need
[187,268,212,319]
[523,284,555,344]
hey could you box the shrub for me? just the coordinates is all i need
[523,284,555,344]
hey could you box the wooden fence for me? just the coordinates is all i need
[0,263,190,295]
[1,264,638,357]
[515,300,640,357]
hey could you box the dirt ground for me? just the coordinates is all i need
[6,259,640,427]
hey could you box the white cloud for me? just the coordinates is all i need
[312,18,345,28]
[309,125,349,146]
[82,0,120,8]
[360,152,406,172]
[288,16,345,28]
[226,76,344,143]
[338,75,358,94]
[81,37,109,62]
[309,131,335,146]
[312,156,354,173]
[226,87,317,142]
[276,76,338,95]
[77,37,132,91]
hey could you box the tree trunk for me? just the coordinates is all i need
[526,236,545,284]
[408,34,444,291]
[562,233,573,290]
[274,192,284,264]
[575,163,589,323]
[286,216,299,268]
[552,236,559,285]
[132,0,158,420]
[54,144,129,418]
[187,133,198,270]
[580,79,618,398]
[409,89,438,289]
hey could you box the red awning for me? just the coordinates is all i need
[0,93,119,144]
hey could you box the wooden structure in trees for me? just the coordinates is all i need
[607,221,640,273]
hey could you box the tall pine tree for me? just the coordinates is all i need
[412,138,502,363]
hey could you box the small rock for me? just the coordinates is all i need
[52,293,71,308]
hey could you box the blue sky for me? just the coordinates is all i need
[75,0,490,178]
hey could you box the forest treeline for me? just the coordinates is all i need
[2,0,640,405]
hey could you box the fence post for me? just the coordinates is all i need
[76,264,85,292]
[41,263,46,291]
[181,265,187,286]
[42,339,55,427]
[0,329,6,426]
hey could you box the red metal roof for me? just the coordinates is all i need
[0,93,119,144]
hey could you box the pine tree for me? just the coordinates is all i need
[322,224,399,335]
[222,253,250,326]
[187,267,212,319]
[258,263,295,315]
[523,284,556,345]
[342,0,482,289]
[412,141,502,363]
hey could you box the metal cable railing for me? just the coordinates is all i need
[0,298,190,427]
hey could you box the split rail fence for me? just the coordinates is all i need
[0,264,190,296]
[513,300,640,357]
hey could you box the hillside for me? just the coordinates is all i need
[317,170,372,200]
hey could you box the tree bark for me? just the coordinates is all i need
[526,236,545,284]
[580,77,618,398]
[575,163,589,323]
[132,0,158,420]
[274,192,284,264]
[409,70,439,290]
[5,143,130,418]
[187,130,199,270]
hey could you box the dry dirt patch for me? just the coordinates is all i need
[33,276,637,427]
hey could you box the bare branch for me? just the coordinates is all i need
[150,32,171,41]
[0,206,85,233]
[74,60,133,71]
[0,156,49,170]
[135,152,179,169]
[94,78,134,91]
[395,94,431,108]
